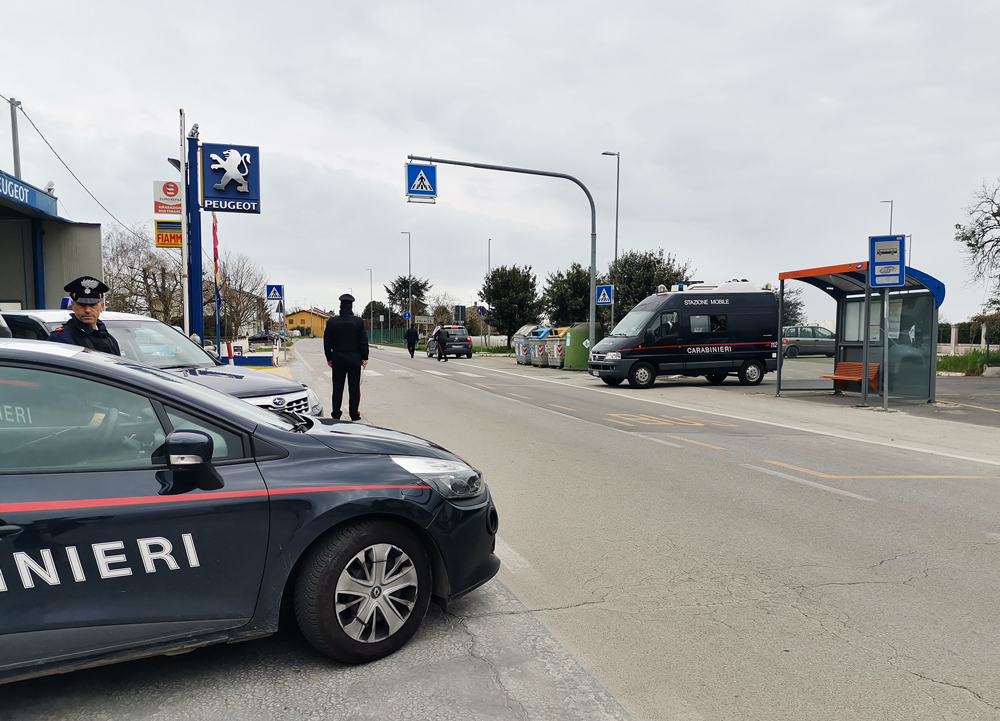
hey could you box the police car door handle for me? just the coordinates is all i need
[0,524,23,538]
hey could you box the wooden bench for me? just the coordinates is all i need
[820,361,879,393]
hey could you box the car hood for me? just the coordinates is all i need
[166,365,305,398]
[592,336,634,353]
[306,419,456,458]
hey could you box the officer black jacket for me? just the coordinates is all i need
[323,310,369,369]
[404,327,419,345]
[47,315,122,356]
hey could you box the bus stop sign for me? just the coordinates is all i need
[869,235,905,287]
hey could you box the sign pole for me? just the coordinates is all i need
[861,273,871,406]
[186,134,205,344]
[882,288,890,410]
[179,109,190,336]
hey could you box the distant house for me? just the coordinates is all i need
[286,308,332,336]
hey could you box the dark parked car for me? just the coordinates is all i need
[426,326,473,359]
[0,338,500,683]
[782,325,836,357]
[2,310,322,415]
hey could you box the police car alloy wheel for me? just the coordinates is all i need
[627,362,656,389]
[738,360,764,386]
[295,519,431,664]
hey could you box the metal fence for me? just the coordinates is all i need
[369,328,407,345]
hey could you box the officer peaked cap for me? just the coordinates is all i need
[339,293,355,303]
[64,276,109,305]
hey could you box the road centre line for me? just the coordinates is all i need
[765,461,988,480]
[944,400,1000,414]
[508,393,532,400]
[743,464,876,502]
[474,383,495,390]
[423,370,450,376]
[458,361,1000,468]
[670,436,725,450]
[605,418,636,427]
[549,404,576,412]
[455,371,486,378]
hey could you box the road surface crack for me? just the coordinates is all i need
[903,669,1000,711]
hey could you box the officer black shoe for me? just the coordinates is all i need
[350,414,362,422]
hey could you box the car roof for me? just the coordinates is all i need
[3,309,165,323]
[0,337,258,432]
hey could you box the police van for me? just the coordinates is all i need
[588,281,779,388]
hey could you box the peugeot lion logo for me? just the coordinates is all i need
[209,149,252,193]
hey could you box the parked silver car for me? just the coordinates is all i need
[782,325,835,357]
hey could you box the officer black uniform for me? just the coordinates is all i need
[47,276,121,356]
[404,325,419,358]
[323,293,369,421]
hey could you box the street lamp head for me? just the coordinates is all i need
[602,151,619,156]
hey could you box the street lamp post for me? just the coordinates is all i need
[602,151,620,328]
[401,232,411,328]
[366,268,373,341]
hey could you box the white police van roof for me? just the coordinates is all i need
[666,281,762,293]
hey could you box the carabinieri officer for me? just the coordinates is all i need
[47,276,122,356]
[323,293,369,421]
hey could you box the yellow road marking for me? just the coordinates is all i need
[549,404,576,412]
[605,418,636,427]
[508,393,531,400]
[765,461,986,480]
[670,436,725,450]
[474,383,495,390]
[608,413,676,426]
[946,401,1000,414]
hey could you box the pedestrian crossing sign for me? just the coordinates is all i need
[266,284,283,301]
[596,284,613,306]
[405,163,437,203]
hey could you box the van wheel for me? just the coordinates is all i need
[628,362,656,389]
[784,346,799,359]
[738,361,764,386]
[602,377,624,386]
[467,352,473,359]
[706,373,727,385]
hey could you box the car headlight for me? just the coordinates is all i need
[391,456,484,499]
[604,351,621,360]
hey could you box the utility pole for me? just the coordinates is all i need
[9,98,22,179]
[179,110,190,336]
[401,232,411,328]
[603,151,621,329]
[366,268,373,339]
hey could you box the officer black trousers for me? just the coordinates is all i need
[407,342,416,358]
[331,365,362,420]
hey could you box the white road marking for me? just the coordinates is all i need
[455,372,486,377]
[364,370,383,377]
[292,344,315,372]
[423,370,450,376]
[494,536,533,572]
[459,362,1000,468]
[742,464,876,502]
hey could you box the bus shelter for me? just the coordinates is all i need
[776,262,945,402]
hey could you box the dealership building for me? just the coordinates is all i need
[0,169,102,311]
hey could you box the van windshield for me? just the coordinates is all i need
[610,310,654,337]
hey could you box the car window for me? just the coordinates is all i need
[648,311,679,340]
[104,320,216,370]
[447,328,468,336]
[166,408,244,462]
[799,327,814,338]
[611,310,654,337]
[4,316,48,341]
[691,315,727,333]
[784,328,798,338]
[0,366,166,473]
[814,327,834,338]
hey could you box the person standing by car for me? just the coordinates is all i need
[435,325,449,362]
[324,293,369,421]
[46,276,121,356]
[404,324,419,358]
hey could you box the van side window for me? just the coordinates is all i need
[648,311,679,340]
[691,315,727,333]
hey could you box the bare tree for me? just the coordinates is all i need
[429,291,458,325]
[102,224,183,322]
[955,179,1000,284]
[212,250,268,337]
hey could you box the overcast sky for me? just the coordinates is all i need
[4,1,999,322]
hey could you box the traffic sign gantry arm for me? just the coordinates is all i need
[407,154,598,349]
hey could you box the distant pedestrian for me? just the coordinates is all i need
[323,293,369,421]
[404,325,419,358]
[435,325,449,362]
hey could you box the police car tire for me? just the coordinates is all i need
[738,361,764,386]
[705,373,727,385]
[627,362,656,389]
[785,346,799,359]
[467,352,473,359]
[294,520,432,664]
[601,377,624,386]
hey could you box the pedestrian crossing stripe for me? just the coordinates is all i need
[410,171,434,192]
[365,370,383,377]
[267,288,282,300]
[597,288,611,304]
[423,370,449,376]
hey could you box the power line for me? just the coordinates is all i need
[1,93,145,243]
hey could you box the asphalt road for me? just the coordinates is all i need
[299,340,1000,720]
[7,339,999,720]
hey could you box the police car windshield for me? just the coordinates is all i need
[610,310,654,337]
[103,319,216,370]
[115,362,296,431]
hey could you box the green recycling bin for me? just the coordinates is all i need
[563,322,605,371]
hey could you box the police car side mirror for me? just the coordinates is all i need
[165,430,225,491]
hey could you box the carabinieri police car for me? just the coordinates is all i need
[0,339,500,684]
